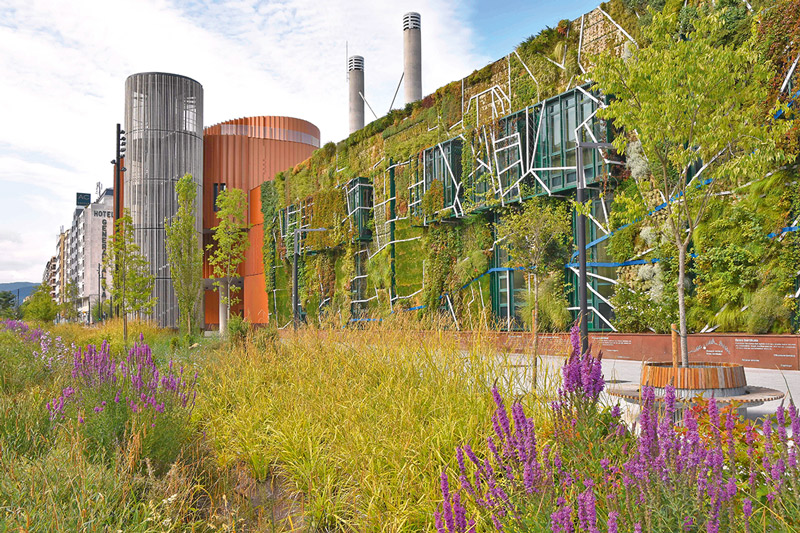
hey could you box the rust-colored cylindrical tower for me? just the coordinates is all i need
[203,116,320,327]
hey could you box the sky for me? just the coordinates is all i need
[0,0,599,283]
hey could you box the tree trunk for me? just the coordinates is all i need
[219,279,228,338]
[677,245,689,366]
[532,273,539,388]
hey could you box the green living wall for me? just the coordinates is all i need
[261,0,799,334]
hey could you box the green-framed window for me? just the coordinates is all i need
[529,86,609,195]
[422,138,463,216]
[346,177,374,242]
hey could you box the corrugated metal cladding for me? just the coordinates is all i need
[124,72,204,328]
[202,116,320,228]
[203,116,319,326]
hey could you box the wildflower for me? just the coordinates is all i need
[607,511,619,533]
[743,498,753,533]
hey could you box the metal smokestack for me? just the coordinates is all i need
[403,12,422,104]
[348,55,365,134]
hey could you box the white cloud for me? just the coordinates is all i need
[0,0,490,282]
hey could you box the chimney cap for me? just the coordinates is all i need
[348,55,364,72]
[403,12,421,30]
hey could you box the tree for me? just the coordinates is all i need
[60,281,79,322]
[495,197,572,379]
[590,9,793,365]
[103,210,156,343]
[207,187,249,338]
[0,291,17,318]
[165,174,203,334]
[21,284,58,323]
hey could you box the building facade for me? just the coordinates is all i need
[59,189,114,322]
[202,116,320,328]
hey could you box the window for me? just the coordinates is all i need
[213,183,226,212]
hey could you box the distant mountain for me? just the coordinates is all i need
[0,282,40,302]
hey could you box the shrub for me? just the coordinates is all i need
[227,314,249,345]
[47,336,197,474]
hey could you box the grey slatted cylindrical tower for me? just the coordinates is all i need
[348,55,365,134]
[124,72,203,328]
[403,12,422,104]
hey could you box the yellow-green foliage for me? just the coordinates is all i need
[195,322,553,531]
[50,318,173,356]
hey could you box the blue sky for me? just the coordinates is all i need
[471,0,606,59]
[0,0,600,283]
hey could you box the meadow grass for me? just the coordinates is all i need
[0,316,568,531]
[195,315,561,531]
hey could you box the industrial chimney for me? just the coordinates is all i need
[348,55,365,134]
[403,12,422,104]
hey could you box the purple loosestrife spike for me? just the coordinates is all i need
[434,511,445,533]
[440,471,450,503]
[665,384,676,417]
[607,511,619,533]
[743,498,753,533]
[788,402,800,441]
[708,398,719,428]
[777,405,788,444]
[453,493,467,531]
[492,388,511,441]
[491,515,504,532]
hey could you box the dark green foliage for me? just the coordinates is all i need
[21,284,58,323]
[0,291,18,319]
[421,180,444,219]
[422,224,463,314]
[747,286,792,334]
[227,314,249,344]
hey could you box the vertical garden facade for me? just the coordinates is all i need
[261,1,799,334]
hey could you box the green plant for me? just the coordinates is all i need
[421,180,444,219]
[102,210,156,343]
[207,187,250,339]
[164,174,203,335]
[227,314,249,345]
[194,322,547,531]
[592,8,794,363]
[495,198,572,363]
[21,284,58,323]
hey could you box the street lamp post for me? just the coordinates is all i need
[292,228,328,330]
[111,124,127,221]
[575,140,614,355]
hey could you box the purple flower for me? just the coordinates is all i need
[607,511,618,533]
[550,497,573,533]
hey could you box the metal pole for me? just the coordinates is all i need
[293,229,299,331]
[98,264,103,322]
[115,123,121,221]
[575,140,614,354]
[576,143,589,354]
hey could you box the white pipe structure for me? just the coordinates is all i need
[348,55,365,134]
[403,12,422,104]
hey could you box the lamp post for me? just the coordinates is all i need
[110,124,127,221]
[575,140,614,355]
[292,228,328,330]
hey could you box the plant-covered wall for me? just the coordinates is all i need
[259,0,799,333]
